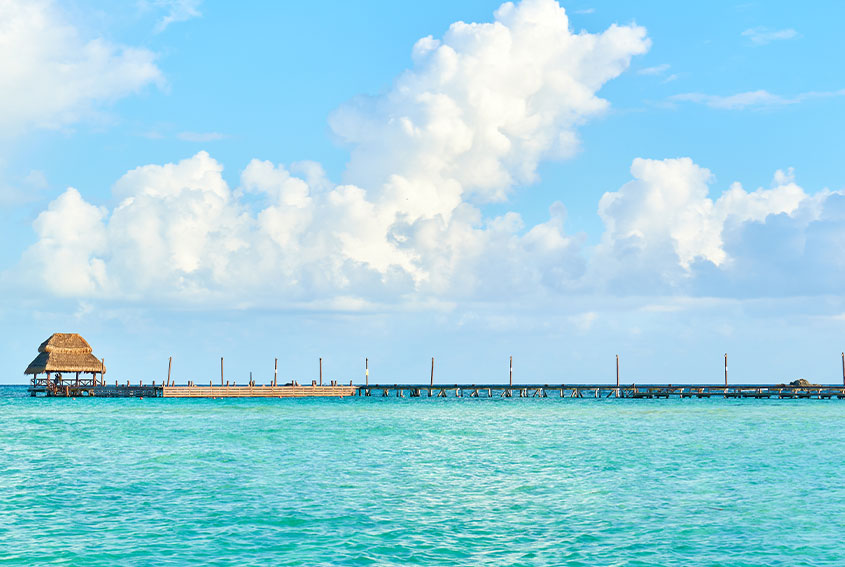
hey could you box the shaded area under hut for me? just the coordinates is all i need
[26,333,106,395]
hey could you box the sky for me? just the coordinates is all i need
[2,0,845,386]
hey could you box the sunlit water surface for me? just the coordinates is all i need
[1,385,843,566]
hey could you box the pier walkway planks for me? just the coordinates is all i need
[161,385,357,398]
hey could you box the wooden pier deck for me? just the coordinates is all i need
[357,384,845,400]
[161,384,357,398]
[27,383,357,398]
[26,382,845,399]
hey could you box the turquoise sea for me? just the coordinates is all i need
[1,385,844,566]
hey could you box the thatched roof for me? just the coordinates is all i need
[24,333,106,375]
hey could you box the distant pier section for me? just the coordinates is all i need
[357,383,845,400]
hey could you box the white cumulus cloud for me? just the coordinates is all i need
[330,0,650,208]
[0,0,163,133]
[19,0,649,308]
[594,158,829,295]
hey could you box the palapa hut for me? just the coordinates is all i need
[25,333,106,389]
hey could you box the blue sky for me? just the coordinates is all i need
[2,0,845,385]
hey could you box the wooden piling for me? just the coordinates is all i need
[616,354,619,388]
[319,357,322,386]
[167,356,172,387]
[430,357,434,388]
[274,358,278,387]
[221,357,224,386]
[841,352,844,387]
[509,355,513,387]
[724,353,728,387]
[366,357,369,387]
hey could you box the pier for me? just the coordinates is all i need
[356,384,845,399]
[27,382,357,398]
[25,381,845,399]
[23,334,845,400]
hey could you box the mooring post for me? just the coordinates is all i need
[509,355,513,387]
[430,357,434,388]
[167,356,172,386]
[366,357,369,387]
[319,357,323,386]
[616,354,620,389]
[724,353,728,387]
[274,358,278,387]
[250,371,253,386]
[221,357,224,386]
[841,352,844,388]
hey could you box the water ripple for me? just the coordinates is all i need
[1,388,844,565]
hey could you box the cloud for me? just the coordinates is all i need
[19,0,840,308]
[0,169,50,207]
[741,27,798,45]
[18,0,649,308]
[330,0,650,206]
[0,0,163,134]
[638,63,670,76]
[177,131,227,142]
[150,0,203,32]
[594,158,833,297]
[670,89,845,110]
[24,187,109,296]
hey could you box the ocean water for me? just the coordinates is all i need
[1,385,844,566]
